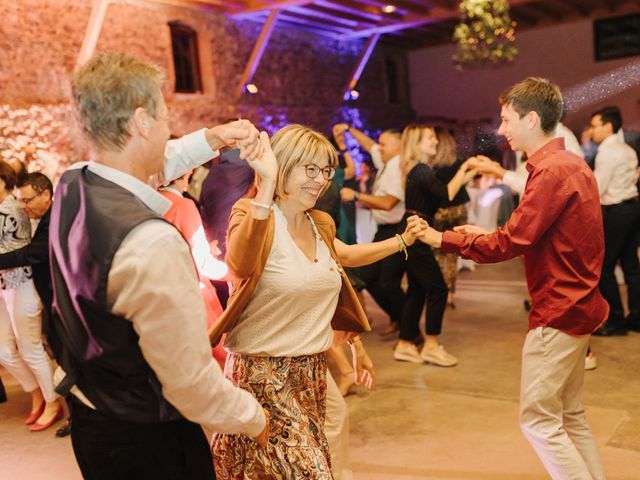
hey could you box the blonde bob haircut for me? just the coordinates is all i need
[72,52,164,152]
[400,124,431,179]
[268,124,339,200]
[431,127,457,168]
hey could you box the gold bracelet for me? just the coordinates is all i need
[250,199,273,210]
[395,234,408,260]
[347,334,362,345]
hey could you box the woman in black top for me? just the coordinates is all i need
[393,125,477,366]
[431,127,471,308]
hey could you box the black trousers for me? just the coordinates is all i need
[399,242,448,341]
[70,398,215,480]
[600,198,640,326]
[357,223,406,324]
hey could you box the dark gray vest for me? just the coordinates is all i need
[50,166,181,422]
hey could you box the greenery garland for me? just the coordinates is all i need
[453,0,518,67]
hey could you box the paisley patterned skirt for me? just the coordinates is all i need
[212,352,332,480]
[433,204,468,292]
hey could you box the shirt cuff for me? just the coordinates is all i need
[182,128,219,161]
[441,230,465,253]
[244,409,267,438]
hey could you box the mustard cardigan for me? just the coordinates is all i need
[208,198,371,346]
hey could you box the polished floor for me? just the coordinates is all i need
[1,259,639,479]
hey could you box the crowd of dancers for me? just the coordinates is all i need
[0,51,638,480]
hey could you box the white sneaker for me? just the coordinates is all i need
[394,342,424,363]
[421,344,458,367]
[585,352,597,371]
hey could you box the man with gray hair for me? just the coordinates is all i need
[49,52,268,479]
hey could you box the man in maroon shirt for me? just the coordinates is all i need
[420,78,607,480]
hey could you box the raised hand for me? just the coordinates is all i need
[205,119,262,161]
[246,131,278,182]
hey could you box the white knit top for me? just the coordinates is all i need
[225,206,342,357]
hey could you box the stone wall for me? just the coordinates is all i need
[0,0,414,170]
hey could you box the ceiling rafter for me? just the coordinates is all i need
[277,9,354,32]
[299,4,381,25]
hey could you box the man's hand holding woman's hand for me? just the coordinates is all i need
[401,215,429,246]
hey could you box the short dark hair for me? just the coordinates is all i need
[592,106,622,133]
[0,162,17,190]
[6,159,27,187]
[22,172,53,197]
[499,77,563,135]
[382,128,402,139]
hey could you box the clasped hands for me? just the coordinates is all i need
[414,219,491,249]
[463,155,503,178]
[207,119,278,182]
[206,119,265,163]
[402,215,429,246]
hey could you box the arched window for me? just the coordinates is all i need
[169,22,202,93]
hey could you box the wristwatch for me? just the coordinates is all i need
[354,191,361,201]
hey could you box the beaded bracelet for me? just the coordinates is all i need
[250,199,273,210]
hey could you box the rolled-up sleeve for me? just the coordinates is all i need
[107,219,265,437]
[164,129,219,183]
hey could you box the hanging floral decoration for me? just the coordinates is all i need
[452,0,518,67]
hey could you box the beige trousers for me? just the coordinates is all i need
[325,371,353,480]
[520,327,604,480]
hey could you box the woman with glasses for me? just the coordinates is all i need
[0,161,62,431]
[210,124,425,479]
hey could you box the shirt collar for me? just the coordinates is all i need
[84,162,171,216]
[526,137,565,171]
[383,155,401,168]
[599,133,621,149]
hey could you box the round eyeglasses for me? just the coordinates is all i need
[303,164,335,181]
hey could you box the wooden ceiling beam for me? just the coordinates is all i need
[236,9,279,97]
[277,10,355,32]
[355,0,432,15]
[315,0,385,21]
[232,0,314,16]
[286,5,365,27]
[140,0,238,11]
[342,33,381,100]
[298,4,380,25]
[77,0,111,67]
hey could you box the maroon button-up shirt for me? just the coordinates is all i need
[442,138,608,335]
